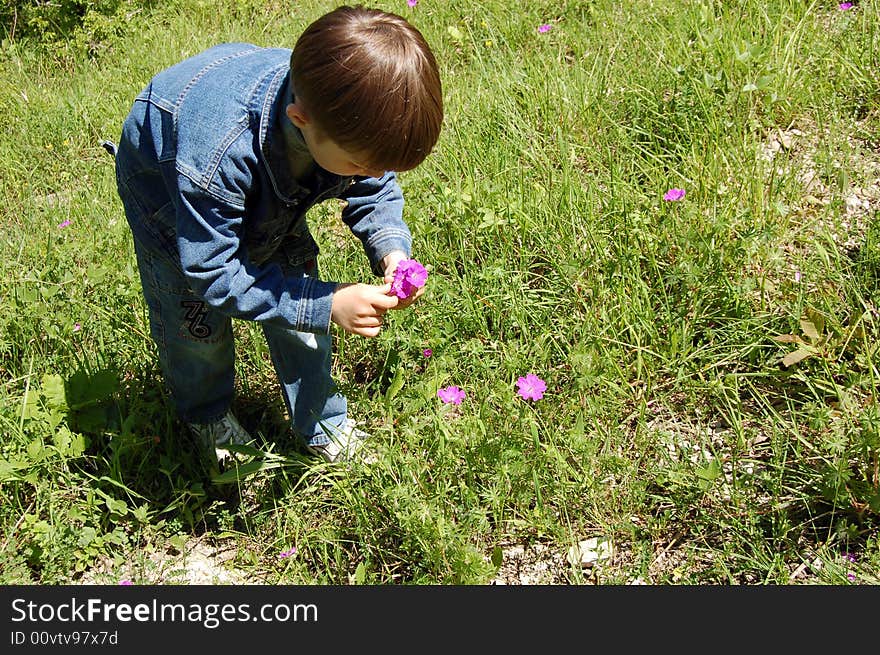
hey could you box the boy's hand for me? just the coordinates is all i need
[381,250,408,279]
[382,251,425,309]
[331,283,399,337]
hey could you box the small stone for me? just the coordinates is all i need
[567,537,613,568]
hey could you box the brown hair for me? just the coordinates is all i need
[290,5,443,172]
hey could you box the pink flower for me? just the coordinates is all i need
[422,348,433,358]
[839,2,853,9]
[793,271,802,283]
[118,579,133,585]
[58,219,72,228]
[279,547,297,558]
[391,258,428,299]
[437,385,465,405]
[73,322,82,332]
[408,0,418,7]
[538,24,552,33]
[516,373,547,401]
[663,188,686,201]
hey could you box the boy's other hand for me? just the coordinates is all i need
[381,250,407,279]
[331,283,399,337]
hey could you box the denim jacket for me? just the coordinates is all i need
[115,43,412,334]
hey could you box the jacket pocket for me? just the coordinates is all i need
[121,181,181,269]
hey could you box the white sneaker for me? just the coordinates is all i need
[188,410,253,464]
[304,418,374,464]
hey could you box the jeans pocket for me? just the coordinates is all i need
[136,243,191,297]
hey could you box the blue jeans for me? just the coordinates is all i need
[132,241,345,447]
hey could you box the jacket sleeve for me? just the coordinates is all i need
[340,172,412,276]
[174,176,337,334]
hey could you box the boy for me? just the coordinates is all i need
[113,5,443,465]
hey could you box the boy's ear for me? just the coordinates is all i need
[286,101,309,129]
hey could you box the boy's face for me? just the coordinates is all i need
[286,102,386,179]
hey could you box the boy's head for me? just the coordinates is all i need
[288,5,443,174]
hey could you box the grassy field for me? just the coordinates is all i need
[1,0,878,585]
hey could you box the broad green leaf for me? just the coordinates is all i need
[354,562,366,584]
[67,369,119,408]
[169,534,188,551]
[77,526,97,548]
[22,388,40,420]
[41,373,66,409]
[72,404,110,433]
[447,25,463,42]
[755,74,774,89]
[26,438,45,461]
[696,460,722,491]
[0,458,26,481]
[131,504,151,523]
[39,284,60,300]
[384,365,404,403]
[69,432,86,457]
[491,545,503,569]
[105,497,128,516]
[52,426,72,455]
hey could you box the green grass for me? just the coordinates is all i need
[1,0,878,585]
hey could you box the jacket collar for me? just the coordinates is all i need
[259,71,345,203]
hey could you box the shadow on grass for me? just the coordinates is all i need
[64,363,312,535]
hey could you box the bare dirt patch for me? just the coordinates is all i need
[78,536,259,586]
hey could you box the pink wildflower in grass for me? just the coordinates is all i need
[58,219,72,228]
[391,258,428,299]
[516,373,547,401]
[407,0,418,7]
[839,2,853,9]
[842,552,857,581]
[437,385,465,405]
[663,188,686,201]
[73,322,82,332]
[794,271,802,283]
[538,24,552,33]
[118,579,133,585]
[422,348,433,358]
[279,547,297,559]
